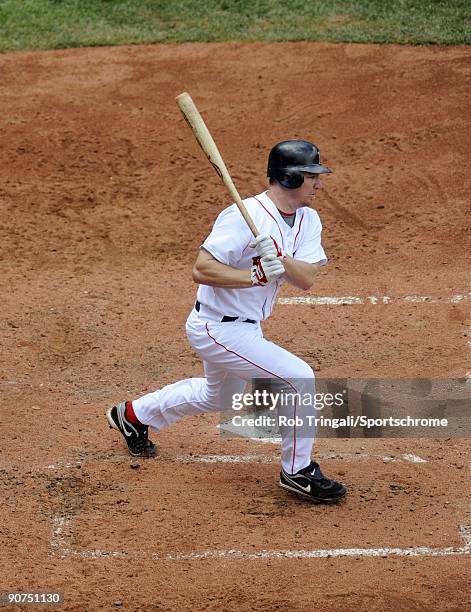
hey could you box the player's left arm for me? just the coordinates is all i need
[281,257,320,291]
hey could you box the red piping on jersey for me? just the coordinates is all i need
[205,322,299,473]
[252,196,285,251]
[278,209,296,216]
[293,211,304,252]
[261,296,268,320]
[269,280,279,315]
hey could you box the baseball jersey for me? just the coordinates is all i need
[197,190,327,321]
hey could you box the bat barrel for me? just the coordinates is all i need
[176,91,259,237]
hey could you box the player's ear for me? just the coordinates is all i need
[280,171,304,189]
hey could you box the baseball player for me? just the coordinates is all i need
[107,140,347,503]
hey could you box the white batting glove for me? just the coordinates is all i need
[250,234,283,259]
[251,255,285,286]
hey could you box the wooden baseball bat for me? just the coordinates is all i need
[175,92,259,237]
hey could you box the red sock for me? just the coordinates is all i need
[125,401,141,425]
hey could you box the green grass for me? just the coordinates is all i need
[0,0,469,51]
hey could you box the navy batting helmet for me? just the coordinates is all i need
[267,140,332,189]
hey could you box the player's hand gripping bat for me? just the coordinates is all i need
[175,92,259,237]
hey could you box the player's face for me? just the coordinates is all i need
[298,173,322,202]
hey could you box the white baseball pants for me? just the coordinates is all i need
[133,305,316,474]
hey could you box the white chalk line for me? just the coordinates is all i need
[174,452,427,464]
[50,516,470,561]
[42,451,428,471]
[50,516,69,553]
[278,293,471,305]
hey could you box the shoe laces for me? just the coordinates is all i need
[301,461,332,485]
[136,423,149,439]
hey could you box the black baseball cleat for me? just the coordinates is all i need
[279,461,347,503]
[106,401,157,458]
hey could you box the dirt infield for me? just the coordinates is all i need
[1,42,470,611]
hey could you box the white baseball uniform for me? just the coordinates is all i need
[133,190,327,474]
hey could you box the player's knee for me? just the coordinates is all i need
[297,361,315,381]
[281,360,315,381]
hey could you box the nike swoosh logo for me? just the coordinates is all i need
[286,475,311,493]
[117,407,137,437]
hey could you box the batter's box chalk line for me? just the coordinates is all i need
[50,516,470,561]
[277,293,471,305]
[43,451,428,471]
[174,452,427,464]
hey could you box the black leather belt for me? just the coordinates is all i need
[195,300,256,324]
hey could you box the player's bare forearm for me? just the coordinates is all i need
[192,248,252,288]
[282,256,319,290]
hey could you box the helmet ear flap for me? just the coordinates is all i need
[279,171,304,189]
